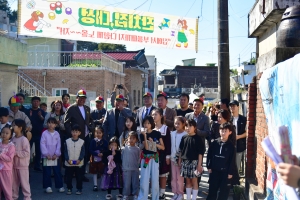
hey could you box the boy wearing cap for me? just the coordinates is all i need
[8,96,32,131]
[136,92,156,129]
[91,96,106,126]
[103,94,132,140]
[156,92,176,131]
[28,96,46,171]
[229,100,247,172]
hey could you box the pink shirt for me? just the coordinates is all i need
[0,142,15,171]
[11,136,30,169]
[40,130,61,158]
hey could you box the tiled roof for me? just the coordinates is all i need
[72,51,139,61]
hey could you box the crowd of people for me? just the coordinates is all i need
[5,86,298,200]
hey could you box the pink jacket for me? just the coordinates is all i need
[40,130,61,158]
[0,142,15,171]
[11,136,30,169]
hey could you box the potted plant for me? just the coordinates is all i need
[233,185,244,200]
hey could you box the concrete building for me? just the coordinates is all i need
[159,65,218,100]
[246,1,300,199]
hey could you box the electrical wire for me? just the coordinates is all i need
[184,0,197,17]
[148,0,153,11]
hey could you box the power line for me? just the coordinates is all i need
[134,0,148,10]
[185,0,197,16]
[148,0,153,11]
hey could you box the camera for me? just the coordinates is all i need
[117,84,123,89]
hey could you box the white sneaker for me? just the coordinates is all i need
[133,195,138,200]
[58,187,65,193]
[122,196,129,200]
[45,187,52,193]
[171,194,178,200]
[177,194,184,200]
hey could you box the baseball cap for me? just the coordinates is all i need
[95,96,104,102]
[193,97,204,104]
[143,92,152,98]
[77,89,87,97]
[116,94,124,101]
[229,100,239,106]
[157,91,168,100]
[9,96,21,107]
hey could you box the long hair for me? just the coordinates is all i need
[186,119,197,134]
[51,100,64,115]
[109,136,120,150]
[152,108,164,125]
[13,119,27,137]
[219,122,236,146]
[218,109,231,122]
[124,116,137,132]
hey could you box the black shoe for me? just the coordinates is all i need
[34,167,42,172]
[93,186,98,191]
[76,189,82,195]
[66,189,72,195]
[82,176,89,182]
[159,194,165,200]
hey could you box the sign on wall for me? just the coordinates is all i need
[18,0,198,51]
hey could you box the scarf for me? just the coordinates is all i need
[140,152,159,168]
[63,103,70,109]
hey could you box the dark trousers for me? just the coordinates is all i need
[30,137,41,169]
[206,170,231,200]
[65,166,83,190]
[43,162,63,188]
[82,135,91,174]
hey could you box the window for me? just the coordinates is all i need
[138,90,140,106]
[52,88,68,96]
[133,90,136,106]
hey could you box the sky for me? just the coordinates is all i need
[10,0,257,74]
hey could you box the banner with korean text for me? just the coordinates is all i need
[18,0,198,51]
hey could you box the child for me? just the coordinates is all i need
[171,116,187,200]
[89,125,108,191]
[138,115,165,200]
[40,103,48,113]
[100,137,123,200]
[0,107,11,143]
[121,131,140,200]
[152,108,171,199]
[119,116,137,147]
[178,119,204,200]
[206,122,236,200]
[40,117,64,193]
[64,124,85,195]
[11,119,31,200]
[0,126,15,200]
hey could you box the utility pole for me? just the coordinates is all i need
[218,0,230,100]
[238,54,240,67]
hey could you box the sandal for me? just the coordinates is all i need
[106,194,112,200]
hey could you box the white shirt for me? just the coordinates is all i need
[171,130,187,161]
[233,116,238,134]
[78,106,89,137]
[163,108,167,116]
[143,107,151,119]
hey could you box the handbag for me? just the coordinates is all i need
[147,140,157,152]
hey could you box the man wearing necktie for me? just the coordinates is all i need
[136,92,156,129]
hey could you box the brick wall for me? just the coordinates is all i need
[20,68,124,100]
[246,80,257,179]
[255,72,268,191]
[246,73,269,192]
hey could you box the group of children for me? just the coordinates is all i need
[0,107,237,200]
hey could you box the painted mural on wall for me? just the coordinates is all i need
[259,53,300,199]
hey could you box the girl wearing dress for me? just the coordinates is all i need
[178,119,204,200]
[100,137,123,200]
[152,108,171,199]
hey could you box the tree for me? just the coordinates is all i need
[0,0,17,23]
[98,43,126,51]
[76,41,98,51]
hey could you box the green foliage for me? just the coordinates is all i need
[233,185,244,195]
[77,41,98,51]
[98,43,127,51]
[0,0,17,22]
[230,69,238,76]
[68,60,101,67]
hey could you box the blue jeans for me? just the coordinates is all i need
[42,161,63,189]
[30,137,41,169]
[138,158,159,200]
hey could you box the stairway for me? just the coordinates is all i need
[18,70,51,96]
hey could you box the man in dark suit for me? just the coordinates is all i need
[103,94,132,140]
[229,100,247,171]
[135,92,156,129]
[64,89,95,182]
[91,96,106,127]
[157,91,176,131]
[185,97,210,153]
